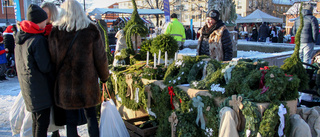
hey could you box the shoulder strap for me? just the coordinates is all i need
[56,31,80,73]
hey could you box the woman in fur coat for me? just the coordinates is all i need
[48,0,109,136]
[197,10,233,61]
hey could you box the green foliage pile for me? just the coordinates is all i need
[150,34,179,59]
[280,3,309,90]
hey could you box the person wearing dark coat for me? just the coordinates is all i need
[185,26,192,40]
[258,22,269,42]
[292,3,319,65]
[197,10,233,61]
[48,0,109,136]
[251,27,258,41]
[3,25,15,66]
[14,4,52,137]
[278,28,285,43]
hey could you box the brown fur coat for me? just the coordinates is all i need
[48,23,109,109]
[208,25,226,61]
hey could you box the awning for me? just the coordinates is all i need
[119,17,152,24]
[89,8,164,15]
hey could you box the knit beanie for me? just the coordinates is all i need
[27,4,48,24]
[206,10,220,21]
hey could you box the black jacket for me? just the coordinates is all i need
[14,25,53,112]
[258,23,269,38]
[293,9,319,43]
[4,34,14,54]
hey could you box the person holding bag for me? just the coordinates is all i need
[48,0,109,136]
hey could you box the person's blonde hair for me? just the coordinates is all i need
[53,0,92,32]
[41,2,59,23]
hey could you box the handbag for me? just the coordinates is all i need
[100,83,130,137]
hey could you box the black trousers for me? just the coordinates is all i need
[32,107,51,137]
[66,106,99,137]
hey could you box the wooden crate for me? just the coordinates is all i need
[124,116,158,137]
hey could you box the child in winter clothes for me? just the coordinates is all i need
[0,40,7,81]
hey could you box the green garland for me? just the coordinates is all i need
[98,20,114,64]
[280,3,309,91]
[240,100,261,137]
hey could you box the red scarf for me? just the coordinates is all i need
[20,20,45,34]
[44,24,53,36]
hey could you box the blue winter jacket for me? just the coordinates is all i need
[0,44,7,64]
[293,9,319,43]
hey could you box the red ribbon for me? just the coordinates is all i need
[285,74,293,77]
[259,70,267,89]
[168,86,175,110]
[260,66,270,71]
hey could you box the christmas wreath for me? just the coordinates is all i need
[188,60,224,90]
[258,101,291,137]
[115,73,147,110]
[218,95,261,137]
[164,56,207,86]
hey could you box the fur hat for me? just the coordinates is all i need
[27,4,48,24]
[206,10,220,21]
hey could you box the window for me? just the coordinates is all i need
[185,15,188,20]
[3,0,13,6]
[192,15,195,19]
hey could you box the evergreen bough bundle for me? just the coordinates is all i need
[124,0,148,54]
[150,34,178,59]
[280,3,309,90]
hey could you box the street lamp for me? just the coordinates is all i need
[4,0,8,24]
[199,6,203,28]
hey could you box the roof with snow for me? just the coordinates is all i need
[286,2,319,15]
[89,8,164,15]
[272,0,309,5]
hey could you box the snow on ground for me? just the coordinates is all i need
[0,39,300,136]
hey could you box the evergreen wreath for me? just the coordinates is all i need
[280,3,309,91]
[258,101,291,137]
[189,95,220,137]
[164,56,204,86]
[224,59,268,97]
[189,60,225,90]
[114,72,147,110]
[218,96,261,137]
